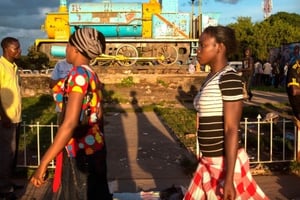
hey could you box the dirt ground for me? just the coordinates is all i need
[103,82,198,106]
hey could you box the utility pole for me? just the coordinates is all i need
[198,0,202,37]
[262,0,273,19]
[191,0,195,38]
[191,0,202,38]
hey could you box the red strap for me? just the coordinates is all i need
[52,151,63,192]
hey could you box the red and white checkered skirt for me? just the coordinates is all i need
[183,148,269,200]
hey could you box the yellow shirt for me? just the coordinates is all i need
[0,56,22,123]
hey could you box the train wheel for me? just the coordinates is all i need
[116,44,138,66]
[94,59,112,67]
[157,45,178,66]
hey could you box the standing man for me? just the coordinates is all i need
[239,47,254,100]
[272,59,280,88]
[49,59,73,89]
[0,37,22,199]
[49,59,73,123]
[254,59,263,86]
[263,60,273,86]
[286,45,300,161]
[286,45,300,129]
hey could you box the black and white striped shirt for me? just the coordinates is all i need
[193,66,243,157]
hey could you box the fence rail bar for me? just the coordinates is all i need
[17,117,298,169]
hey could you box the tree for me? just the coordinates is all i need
[228,17,255,59]
[26,45,50,70]
[15,56,30,70]
[228,12,300,61]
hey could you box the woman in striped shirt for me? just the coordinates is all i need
[184,26,269,200]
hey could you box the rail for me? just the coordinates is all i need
[17,116,298,170]
[18,122,58,169]
[241,115,298,164]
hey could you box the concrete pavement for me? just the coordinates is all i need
[254,175,300,200]
[245,90,289,107]
[105,110,192,193]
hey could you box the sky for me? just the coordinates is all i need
[0,0,299,55]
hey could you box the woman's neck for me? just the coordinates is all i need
[209,59,228,73]
[210,65,227,73]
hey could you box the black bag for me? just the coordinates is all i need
[159,185,184,200]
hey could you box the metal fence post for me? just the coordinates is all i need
[244,118,248,152]
[36,122,40,165]
[270,117,273,162]
[297,127,300,162]
[257,114,261,162]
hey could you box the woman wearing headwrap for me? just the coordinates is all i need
[30,28,112,200]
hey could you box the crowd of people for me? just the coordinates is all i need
[247,59,288,89]
[0,25,299,200]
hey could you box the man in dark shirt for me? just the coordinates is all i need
[286,45,300,129]
[239,47,254,100]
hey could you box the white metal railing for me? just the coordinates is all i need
[17,116,298,169]
[241,115,297,164]
[18,121,58,169]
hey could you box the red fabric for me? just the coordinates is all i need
[184,149,269,200]
[52,151,63,192]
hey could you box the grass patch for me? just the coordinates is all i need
[252,85,286,93]
[156,79,169,87]
[103,89,129,104]
[154,106,197,152]
[118,76,135,87]
[22,94,56,124]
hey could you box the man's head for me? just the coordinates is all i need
[244,47,252,57]
[293,45,299,54]
[1,37,21,61]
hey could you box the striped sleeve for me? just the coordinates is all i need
[219,71,244,101]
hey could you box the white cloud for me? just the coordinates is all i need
[0,0,299,56]
[0,26,46,55]
[0,0,56,54]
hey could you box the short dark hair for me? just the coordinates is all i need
[1,37,19,49]
[202,26,237,56]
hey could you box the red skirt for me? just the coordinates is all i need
[184,148,269,200]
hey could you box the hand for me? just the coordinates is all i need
[293,116,300,129]
[30,165,48,187]
[223,182,236,200]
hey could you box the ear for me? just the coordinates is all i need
[218,43,226,54]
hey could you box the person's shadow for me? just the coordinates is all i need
[176,85,198,109]
[129,91,191,192]
[103,89,136,193]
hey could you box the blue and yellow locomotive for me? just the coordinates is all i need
[35,0,200,66]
